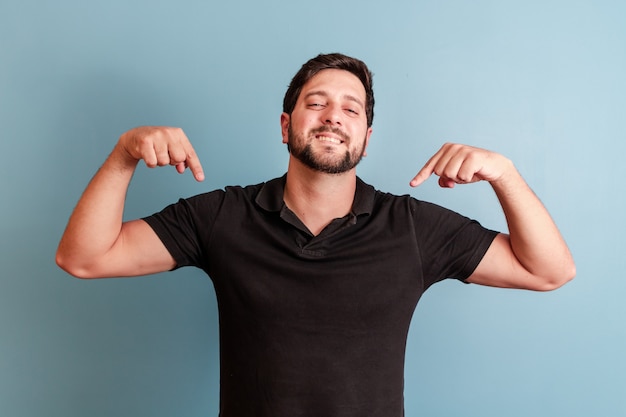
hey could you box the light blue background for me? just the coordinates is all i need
[1,0,624,416]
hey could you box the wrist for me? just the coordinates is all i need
[489,159,527,197]
[110,140,140,172]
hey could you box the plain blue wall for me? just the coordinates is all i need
[1,0,624,416]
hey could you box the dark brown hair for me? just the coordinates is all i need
[282,53,375,127]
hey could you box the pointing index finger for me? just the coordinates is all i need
[410,166,433,187]
[178,138,205,182]
[185,151,205,182]
[409,153,438,187]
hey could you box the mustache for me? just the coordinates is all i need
[309,126,350,142]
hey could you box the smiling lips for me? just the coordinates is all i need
[311,126,349,145]
[315,134,344,144]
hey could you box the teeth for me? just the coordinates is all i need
[316,135,341,144]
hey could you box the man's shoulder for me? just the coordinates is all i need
[358,179,462,221]
[184,176,285,214]
[185,176,282,201]
[357,178,417,205]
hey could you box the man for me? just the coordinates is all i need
[57,53,575,416]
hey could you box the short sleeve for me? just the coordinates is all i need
[143,190,226,270]
[410,199,499,288]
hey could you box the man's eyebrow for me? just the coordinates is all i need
[303,90,364,108]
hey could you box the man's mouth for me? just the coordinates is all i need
[315,134,344,144]
[311,126,348,144]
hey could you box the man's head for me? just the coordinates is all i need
[281,54,375,175]
[283,53,374,128]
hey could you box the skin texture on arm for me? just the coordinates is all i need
[411,143,576,291]
[56,126,204,279]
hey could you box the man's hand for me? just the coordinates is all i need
[119,126,205,182]
[409,143,513,188]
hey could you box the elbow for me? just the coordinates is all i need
[55,249,99,279]
[536,263,576,292]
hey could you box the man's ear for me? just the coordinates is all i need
[280,113,290,144]
[363,127,373,157]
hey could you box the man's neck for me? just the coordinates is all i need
[283,158,357,236]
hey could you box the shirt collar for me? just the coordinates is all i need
[255,174,375,216]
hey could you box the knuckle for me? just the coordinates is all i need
[458,173,471,182]
[156,155,171,166]
[135,134,152,147]
[443,169,457,180]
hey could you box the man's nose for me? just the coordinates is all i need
[321,104,342,126]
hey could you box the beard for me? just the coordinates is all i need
[287,124,366,174]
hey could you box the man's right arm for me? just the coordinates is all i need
[56,126,205,279]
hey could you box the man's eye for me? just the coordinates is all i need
[345,108,358,114]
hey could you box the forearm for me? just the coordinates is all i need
[490,161,576,283]
[56,143,138,274]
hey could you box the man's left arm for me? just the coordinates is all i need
[411,143,576,291]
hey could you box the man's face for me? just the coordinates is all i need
[281,69,372,174]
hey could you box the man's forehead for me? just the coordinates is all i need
[301,69,366,98]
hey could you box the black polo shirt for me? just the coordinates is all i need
[144,175,498,417]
